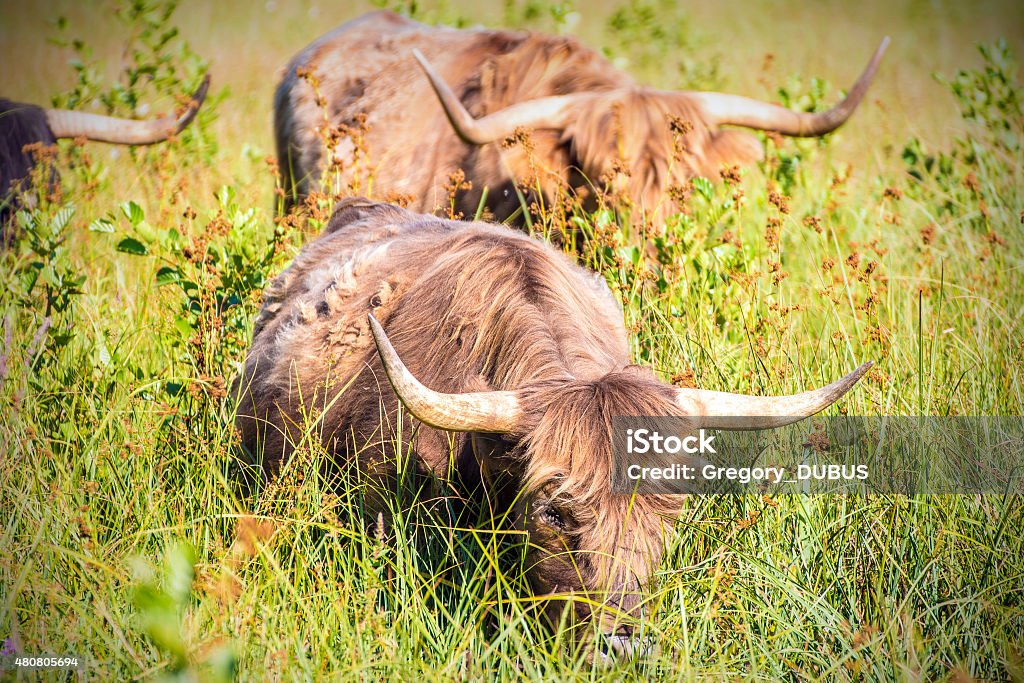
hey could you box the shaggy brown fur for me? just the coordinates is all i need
[1,100,58,228]
[236,198,694,645]
[274,11,763,220]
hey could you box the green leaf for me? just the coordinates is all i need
[134,585,185,660]
[204,645,239,683]
[173,315,194,337]
[51,331,75,347]
[52,205,76,232]
[117,237,148,256]
[165,543,197,606]
[156,267,180,286]
[16,210,36,231]
[119,200,145,227]
[96,342,111,367]
[692,176,713,201]
[135,220,158,244]
[89,217,116,233]
[617,245,641,265]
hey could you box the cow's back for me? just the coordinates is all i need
[236,198,629,474]
[272,11,629,215]
[274,12,517,209]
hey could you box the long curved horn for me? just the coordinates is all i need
[693,38,889,136]
[676,362,871,430]
[412,49,582,145]
[368,314,524,432]
[44,74,211,144]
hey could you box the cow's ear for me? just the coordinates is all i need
[470,432,523,484]
[462,374,525,475]
[324,198,412,235]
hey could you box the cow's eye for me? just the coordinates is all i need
[541,505,567,529]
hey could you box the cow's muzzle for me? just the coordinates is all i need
[592,624,657,664]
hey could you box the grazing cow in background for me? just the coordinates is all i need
[235,197,870,661]
[1,75,210,226]
[274,11,887,221]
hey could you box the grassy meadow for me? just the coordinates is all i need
[1,0,1023,679]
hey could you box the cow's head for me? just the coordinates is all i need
[413,40,887,219]
[368,314,869,661]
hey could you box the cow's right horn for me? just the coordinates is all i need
[693,38,889,136]
[368,314,524,433]
[413,49,582,145]
[675,362,871,430]
[45,74,211,144]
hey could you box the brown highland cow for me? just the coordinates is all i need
[274,11,887,221]
[235,198,869,661]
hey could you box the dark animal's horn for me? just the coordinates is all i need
[676,362,871,429]
[412,49,581,145]
[44,74,210,144]
[368,314,524,432]
[693,38,889,136]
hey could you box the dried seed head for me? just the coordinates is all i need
[920,224,937,245]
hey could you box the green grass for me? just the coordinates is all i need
[1,0,1023,680]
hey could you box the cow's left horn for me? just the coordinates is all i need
[693,38,889,136]
[675,362,871,430]
[45,74,210,144]
[412,49,582,145]
[368,314,524,433]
